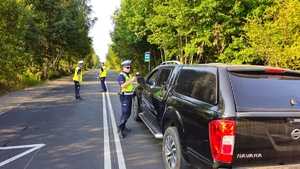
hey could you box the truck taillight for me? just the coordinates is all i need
[265,68,284,73]
[209,120,235,163]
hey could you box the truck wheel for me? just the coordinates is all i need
[132,96,141,121]
[163,127,189,169]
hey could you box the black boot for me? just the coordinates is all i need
[118,130,124,138]
[124,127,131,132]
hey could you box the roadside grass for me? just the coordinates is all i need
[0,68,92,97]
[0,76,44,97]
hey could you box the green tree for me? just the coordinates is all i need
[110,2,160,72]
[0,0,31,93]
[243,0,300,69]
[24,0,96,79]
[0,0,96,95]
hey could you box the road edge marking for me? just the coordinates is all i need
[105,91,126,169]
[0,104,20,116]
[0,143,46,167]
[103,91,111,169]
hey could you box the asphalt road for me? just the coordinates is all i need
[0,69,164,169]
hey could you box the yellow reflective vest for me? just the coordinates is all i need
[73,66,82,82]
[99,66,107,77]
[120,72,134,92]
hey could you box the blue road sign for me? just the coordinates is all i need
[144,52,150,62]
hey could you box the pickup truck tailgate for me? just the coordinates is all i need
[232,116,300,167]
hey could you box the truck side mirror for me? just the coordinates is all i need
[137,77,145,84]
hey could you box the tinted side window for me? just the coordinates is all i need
[156,69,172,87]
[175,67,217,105]
[147,70,159,85]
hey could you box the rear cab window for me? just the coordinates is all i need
[229,71,300,111]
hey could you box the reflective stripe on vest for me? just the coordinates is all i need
[73,66,82,82]
[120,72,134,92]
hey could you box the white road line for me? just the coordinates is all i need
[0,144,45,167]
[103,92,111,169]
[0,104,20,116]
[24,145,42,169]
[105,90,126,169]
[0,110,9,116]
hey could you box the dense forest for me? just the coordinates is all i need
[106,0,300,74]
[0,0,100,95]
[1,0,300,95]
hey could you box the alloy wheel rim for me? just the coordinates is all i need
[164,135,176,169]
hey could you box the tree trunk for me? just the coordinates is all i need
[190,55,194,64]
[196,42,205,63]
[44,57,49,80]
[53,50,62,70]
[68,56,71,73]
[160,48,164,62]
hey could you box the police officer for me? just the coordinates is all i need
[117,60,137,138]
[98,62,107,92]
[73,60,84,100]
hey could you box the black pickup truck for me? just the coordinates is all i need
[132,61,300,169]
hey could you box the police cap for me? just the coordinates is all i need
[121,60,131,67]
[78,60,84,64]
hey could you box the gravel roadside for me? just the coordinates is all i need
[0,74,75,115]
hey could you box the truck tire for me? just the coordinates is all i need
[163,127,189,169]
[132,96,141,121]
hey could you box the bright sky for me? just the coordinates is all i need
[89,0,120,62]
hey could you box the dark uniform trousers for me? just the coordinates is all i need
[74,81,80,99]
[118,95,133,131]
[100,77,107,91]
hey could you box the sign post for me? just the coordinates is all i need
[144,51,150,72]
